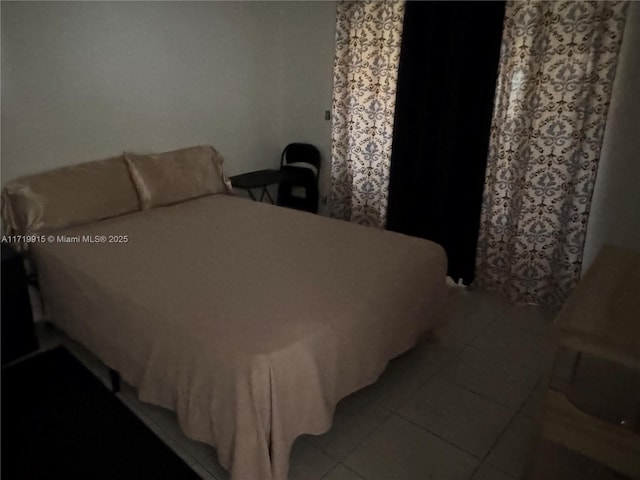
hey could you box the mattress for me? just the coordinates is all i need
[31,194,447,480]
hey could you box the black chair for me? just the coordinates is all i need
[277,143,321,214]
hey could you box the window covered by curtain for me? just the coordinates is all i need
[386,1,505,284]
[329,0,405,227]
[475,1,628,308]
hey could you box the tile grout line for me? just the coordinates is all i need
[320,462,366,480]
[346,302,546,476]
[430,324,548,412]
[517,378,545,419]
[311,339,470,464]
[466,410,520,480]
[392,411,489,464]
[308,408,394,465]
[432,362,544,413]
[397,304,547,479]
[465,317,554,376]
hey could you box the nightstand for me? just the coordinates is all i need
[540,246,640,479]
[1,243,39,366]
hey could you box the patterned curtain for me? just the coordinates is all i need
[475,1,628,308]
[329,0,405,227]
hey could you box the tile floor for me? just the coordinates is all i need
[37,288,631,480]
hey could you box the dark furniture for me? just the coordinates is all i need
[540,247,640,479]
[1,243,38,366]
[230,168,281,204]
[1,346,200,480]
[277,143,320,214]
[230,143,321,214]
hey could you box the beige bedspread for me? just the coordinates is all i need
[31,195,446,480]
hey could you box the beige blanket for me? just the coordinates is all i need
[31,195,446,480]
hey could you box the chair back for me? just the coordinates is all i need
[280,143,321,176]
[277,143,321,213]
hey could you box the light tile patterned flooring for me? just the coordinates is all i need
[39,288,630,480]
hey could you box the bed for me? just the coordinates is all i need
[2,146,447,480]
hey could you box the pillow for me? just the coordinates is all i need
[124,145,232,209]
[1,156,141,235]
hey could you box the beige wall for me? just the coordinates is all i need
[583,2,640,271]
[1,1,336,196]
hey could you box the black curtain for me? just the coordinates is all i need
[386,1,505,284]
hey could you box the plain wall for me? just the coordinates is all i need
[582,2,640,271]
[279,1,336,212]
[1,1,337,197]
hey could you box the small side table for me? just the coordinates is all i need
[230,169,282,204]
